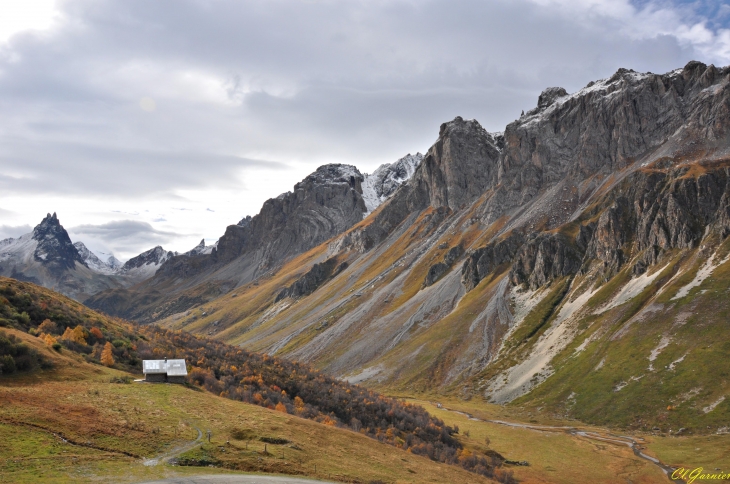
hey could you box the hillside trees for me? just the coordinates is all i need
[0,330,47,373]
[101,342,115,367]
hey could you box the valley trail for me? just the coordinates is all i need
[143,425,203,467]
[435,403,681,482]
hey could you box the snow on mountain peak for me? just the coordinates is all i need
[361,153,423,215]
[72,241,121,275]
[185,239,217,256]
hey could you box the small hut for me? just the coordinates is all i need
[142,358,188,383]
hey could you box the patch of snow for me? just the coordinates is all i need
[486,283,600,403]
[667,353,687,371]
[614,381,628,392]
[647,335,672,371]
[613,374,644,393]
[184,239,216,256]
[0,232,38,265]
[361,153,423,215]
[597,264,669,313]
[672,252,730,300]
[703,396,725,414]
[73,241,121,275]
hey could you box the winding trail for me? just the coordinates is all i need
[143,425,203,467]
[434,403,681,482]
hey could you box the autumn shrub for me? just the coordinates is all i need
[0,330,45,373]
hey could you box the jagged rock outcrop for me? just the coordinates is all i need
[585,198,631,275]
[338,117,502,252]
[509,234,583,290]
[88,164,371,322]
[31,213,86,275]
[276,257,348,301]
[212,164,366,267]
[461,233,524,291]
[423,244,464,287]
[361,153,423,213]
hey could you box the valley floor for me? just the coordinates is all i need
[406,396,730,483]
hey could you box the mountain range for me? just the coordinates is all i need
[0,213,179,299]
[5,60,730,433]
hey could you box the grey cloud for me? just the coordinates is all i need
[0,140,284,197]
[68,220,181,255]
[0,224,32,240]
[0,0,727,250]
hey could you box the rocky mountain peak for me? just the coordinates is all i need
[73,242,121,275]
[361,153,423,214]
[537,86,568,109]
[185,239,216,256]
[31,212,85,273]
[422,116,501,210]
[295,164,364,191]
[120,246,175,272]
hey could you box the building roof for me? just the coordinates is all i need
[143,359,188,376]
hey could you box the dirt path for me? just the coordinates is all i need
[435,403,681,482]
[143,425,203,467]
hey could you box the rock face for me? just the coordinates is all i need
[461,234,524,291]
[212,164,367,268]
[276,257,347,301]
[508,234,582,290]
[31,213,85,276]
[361,153,423,214]
[87,164,374,322]
[339,117,502,251]
[424,244,464,287]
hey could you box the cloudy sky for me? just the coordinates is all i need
[1,0,729,261]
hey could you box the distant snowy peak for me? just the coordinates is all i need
[0,233,37,266]
[120,246,176,273]
[73,242,120,275]
[185,239,217,256]
[31,213,85,271]
[361,153,424,214]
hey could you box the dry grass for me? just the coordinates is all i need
[409,398,670,484]
[0,341,496,483]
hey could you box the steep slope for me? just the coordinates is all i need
[87,161,418,322]
[158,61,730,433]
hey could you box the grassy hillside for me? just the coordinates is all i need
[0,333,498,483]
[0,277,512,483]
